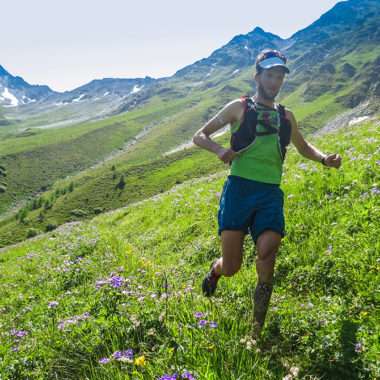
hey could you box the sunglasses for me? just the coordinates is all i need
[261,51,287,63]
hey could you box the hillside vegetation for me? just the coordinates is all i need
[0,118,378,379]
[2,48,380,247]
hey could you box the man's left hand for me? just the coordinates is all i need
[325,153,342,168]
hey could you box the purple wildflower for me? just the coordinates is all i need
[182,373,196,380]
[209,321,218,328]
[99,357,111,364]
[10,330,29,337]
[12,346,20,351]
[111,350,123,359]
[193,312,202,318]
[48,301,59,308]
[124,349,133,359]
[111,276,123,288]
[355,343,362,351]
[199,320,208,327]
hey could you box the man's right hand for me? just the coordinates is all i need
[217,147,242,163]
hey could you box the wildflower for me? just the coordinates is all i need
[111,276,124,288]
[308,303,314,308]
[99,357,111,364]
[112,350,123,359]
[355,343,362,351]
[290,366,299,377]
[209,321,218,327]
[181,373,195,380]
[362,312,368,316]
[199,320,207,327]
[12,346,20,351]
[193,312,202,318]
[282,375,292,380]
[255,348,261,354]
[240,338,247,344]
[325,245,332,253]
[135,355,146,367]
[48,301,59,308]
[246,341,252,350]
[159,375,178,380]
[208,345,214,350]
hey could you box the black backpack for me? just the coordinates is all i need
[230,97,291,161]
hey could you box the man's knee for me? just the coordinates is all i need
[222,261,242,277]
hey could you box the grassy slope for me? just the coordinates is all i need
[0,119,378,379]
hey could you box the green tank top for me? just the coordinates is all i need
[230,102,283,184]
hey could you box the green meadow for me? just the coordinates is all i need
[0,118,378,379]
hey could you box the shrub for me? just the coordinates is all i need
[45,220,58,232]
[26,228,39,238]
[71,209,87,218]
[116,174,126,190]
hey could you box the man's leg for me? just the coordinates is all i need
[214,230,245,277]
[253,230,281,331]
[202,230,244,296]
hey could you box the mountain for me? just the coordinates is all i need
[0,65,53,107]
[0,67,162,128]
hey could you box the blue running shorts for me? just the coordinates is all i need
[218,175,285,243]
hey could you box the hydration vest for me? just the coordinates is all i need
[230,97,292,161]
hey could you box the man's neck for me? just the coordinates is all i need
[253,94,275,108]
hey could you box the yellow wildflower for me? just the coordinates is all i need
[135,355,146,367]
[208,345,214,350]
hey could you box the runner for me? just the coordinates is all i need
[192,49,342,333]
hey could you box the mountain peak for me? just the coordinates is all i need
[0,65,12,78]
[251,26,266,34]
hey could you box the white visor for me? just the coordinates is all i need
[258,57,289,73]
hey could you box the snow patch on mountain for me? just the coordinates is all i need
[1,87,19,107]
[131,85,142,94]
[72,94,85,102]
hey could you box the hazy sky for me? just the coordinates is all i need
[2,0,344,92]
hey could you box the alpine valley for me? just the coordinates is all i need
[0,0,379,246]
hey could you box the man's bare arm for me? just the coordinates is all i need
[287,109,341,168]
[193,99,244,163]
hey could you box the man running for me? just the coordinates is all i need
[192,49,341,332]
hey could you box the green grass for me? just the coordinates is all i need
[0,117,378,379]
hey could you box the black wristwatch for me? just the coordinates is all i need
[321,156,328,166]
